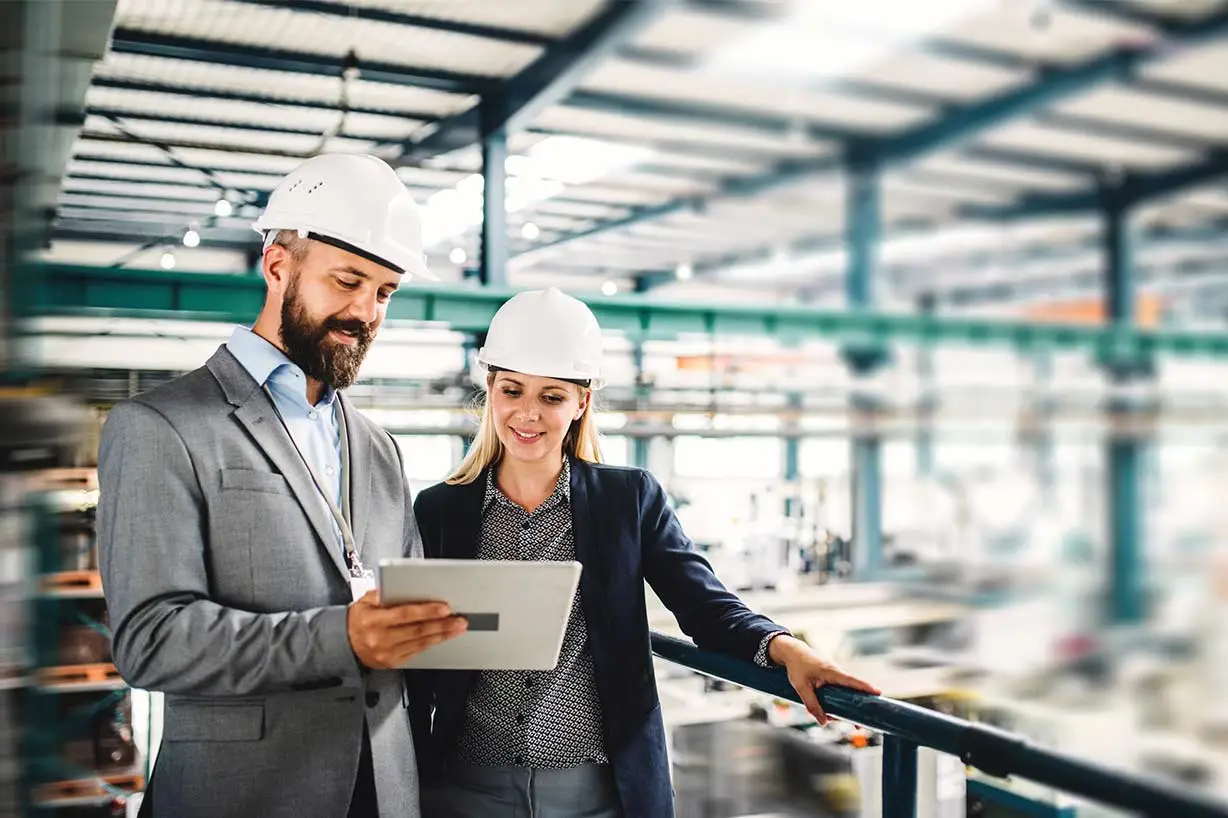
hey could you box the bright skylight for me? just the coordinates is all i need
[706,0,996,81]
[419,136,649,247]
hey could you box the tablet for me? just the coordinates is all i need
[376,558,583,671]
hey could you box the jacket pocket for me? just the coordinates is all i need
[220,468,292,496]
[163,701,264,742]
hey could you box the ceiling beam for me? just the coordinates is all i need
[512,8,1228,265]
[402,1,676,159]
[108,29,495,97]
[228,0,554,46]
[88,76,440,120]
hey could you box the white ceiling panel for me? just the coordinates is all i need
[973,119,1197,169]
[114,0,542,78]
[582,59,934,132]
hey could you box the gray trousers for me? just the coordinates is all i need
[421,763,623,818]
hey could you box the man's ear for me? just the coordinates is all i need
[262,241,294,298]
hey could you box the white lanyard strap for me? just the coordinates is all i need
[262,386,361,573]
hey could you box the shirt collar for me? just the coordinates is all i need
[226,325,337,408]
[484,457,571,514]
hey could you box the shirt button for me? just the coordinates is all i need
[324,465,336,476]
[308,411,318,420]
[521,520,531,530]
[514,755,524,765]
[516,713,525,724]
[524,676,534,688]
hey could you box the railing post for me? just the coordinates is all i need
[883,734,918,818]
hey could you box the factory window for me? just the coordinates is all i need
[673,436,780,479]
[601,435,630,467]
[797,439,845,479]
[392,435,460,484]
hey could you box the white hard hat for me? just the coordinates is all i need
[477,288,605,390]
[252,153,435,280]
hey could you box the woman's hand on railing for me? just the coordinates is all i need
[767,634,882,726]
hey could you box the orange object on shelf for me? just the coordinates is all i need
[1023,294,1163,328]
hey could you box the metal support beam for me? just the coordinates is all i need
[845,159,885,581]
[915,293,936,479]
[882,735,918,818]
[479,119,508,287]
[783,392,801,518]
[27,263,1228,357]
[976,150,1228,222]
[108,29,493,96]
[631,274,652,470]
[405,1,673,159]
[1103,202,1147,626]
[512,9,1228,265]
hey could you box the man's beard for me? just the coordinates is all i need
[279,275,374,391]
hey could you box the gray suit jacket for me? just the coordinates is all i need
[97,345,423,818]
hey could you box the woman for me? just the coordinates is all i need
[410,288,880,818]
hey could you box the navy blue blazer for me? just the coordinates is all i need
[408,458,785,818]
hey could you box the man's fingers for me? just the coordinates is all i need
[374,600,452,626]
[387,615,468,651]
[388,622,468,665]
[794,679,828,726]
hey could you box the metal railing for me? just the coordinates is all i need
[650,631,1228,818]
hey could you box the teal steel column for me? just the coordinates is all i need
[631,335,649,470]
[784,393,800,517]
[846,156,884,580]
[915,293,935,478]
[882,735,918,818]
[479,99,507,287]
[631,275,651,470]
[1104,200,1145,625]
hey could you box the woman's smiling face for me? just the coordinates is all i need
[488,371,589,464]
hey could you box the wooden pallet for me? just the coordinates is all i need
[40,570,103,597]
[33,771,143,805]
[36,662,121,689]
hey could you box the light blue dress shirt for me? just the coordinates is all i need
[226,326,347,555]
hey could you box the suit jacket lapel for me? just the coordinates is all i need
[442,474,485,561]
[568,458,607,630]
[338,394,373,561]
[208,346,349,579]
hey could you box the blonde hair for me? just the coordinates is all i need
[446,372,603,485]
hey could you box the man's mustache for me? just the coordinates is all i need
[322,316,373,344]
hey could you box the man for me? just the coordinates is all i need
[97,153,468,818]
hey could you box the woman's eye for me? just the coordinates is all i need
[544,395,562,404]
[502,389,521,397]
[338,279,359,290]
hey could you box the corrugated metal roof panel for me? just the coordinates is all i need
[940,3,1157,65]
[1052,84,1228,143]
[844,50,1028,103]
[911,153,1088,191]
[1139,39,1228,92]
[62,179,219,201]
[973,119,1197,169]
[115,0,542,79]
[631,5,767,54]
[581,60,934,131]
[534,105,833,157]
[335,0,607,38]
